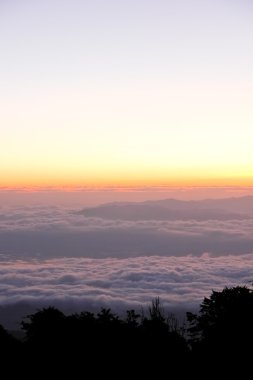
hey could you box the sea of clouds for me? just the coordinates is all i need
[0,205,253,258]
[1,254,253,307]
[0,254,253,329]
[0,204,253,328]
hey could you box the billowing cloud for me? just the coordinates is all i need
[0,254,253,329]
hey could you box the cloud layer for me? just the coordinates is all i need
[1,202,252,328]
[0,205,253,258]
[0,254,253,328]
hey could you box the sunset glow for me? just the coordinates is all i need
[1,0,253,188]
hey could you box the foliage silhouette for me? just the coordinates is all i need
[19,299,189,374]
[2,286,253,375]
[187,285,253,370]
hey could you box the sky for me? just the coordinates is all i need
[1,1,253,327]
[1,0,253,188]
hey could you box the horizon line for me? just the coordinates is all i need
[1,185,253,193]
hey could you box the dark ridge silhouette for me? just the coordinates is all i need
[77,196,253,220]
[1,287,253,375]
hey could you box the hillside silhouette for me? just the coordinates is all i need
[78,196,253,220]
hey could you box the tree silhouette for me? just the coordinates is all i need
[148,297,165,322]
[21,306,66,344]
[0,286,251,375]
[126,309,141,328]
[187,285,253,366]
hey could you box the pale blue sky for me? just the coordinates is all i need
[1,0,253,83]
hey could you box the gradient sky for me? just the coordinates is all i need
[1,0,253,187]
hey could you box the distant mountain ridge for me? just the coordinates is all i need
[78,196,253,221]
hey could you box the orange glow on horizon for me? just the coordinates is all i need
[2,155,252,189]
[1,174,253,189]
[1,1,253,196]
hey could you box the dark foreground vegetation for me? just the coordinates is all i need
[1,286,253,376]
